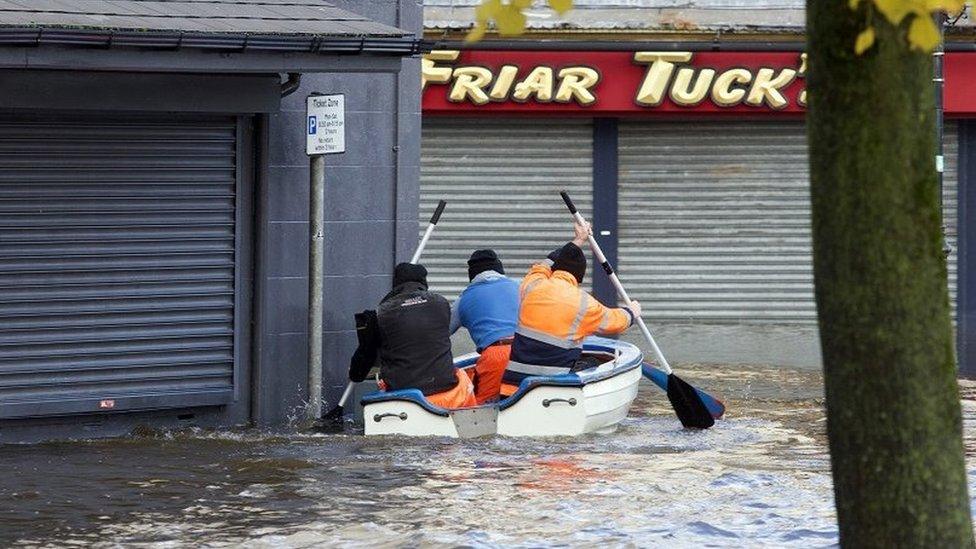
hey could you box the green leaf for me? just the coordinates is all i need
[548,0,573,14]
[855,27,876,54]
[907,14,940,51]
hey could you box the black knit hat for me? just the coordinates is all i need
[393,262,428,288]
[467,249,504,281]
[551,243,586,284]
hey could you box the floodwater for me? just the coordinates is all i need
[1,365,975,548]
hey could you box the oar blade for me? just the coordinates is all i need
[642,363,725,419]
[666,373,715,429]
[322,404,344,421]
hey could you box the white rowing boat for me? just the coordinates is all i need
[361,337,643,438]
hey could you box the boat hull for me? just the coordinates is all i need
[362,337,642,438]
[495,365,641,436]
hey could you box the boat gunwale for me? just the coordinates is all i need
[360,337,643,415]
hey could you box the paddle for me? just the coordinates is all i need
[559,191,716,429]
[321,199,448,421]
[642,363,725,419]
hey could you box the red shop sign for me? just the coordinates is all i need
[422,49,976,117]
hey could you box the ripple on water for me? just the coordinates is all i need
[19,365,976,548]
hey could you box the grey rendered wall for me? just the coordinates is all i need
[253,0,423,425]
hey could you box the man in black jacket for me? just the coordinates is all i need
[348,263,475,408]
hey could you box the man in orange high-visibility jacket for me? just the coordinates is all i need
[503,222,642,393]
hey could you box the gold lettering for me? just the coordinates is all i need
[797,54,808,107]
[449,67,493,105]
[513,66,554,102]
[489,65,519,101]
[711,68,752,107]
[633,52,693,106]
[746,68,797,109]
[669,67,716,107]
[421,50,460,91]
[555,67,600,105]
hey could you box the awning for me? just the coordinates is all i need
[0,0,425,56]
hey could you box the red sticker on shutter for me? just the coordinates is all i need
[99,399,116,409]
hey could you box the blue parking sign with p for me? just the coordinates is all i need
[306,93,344,155]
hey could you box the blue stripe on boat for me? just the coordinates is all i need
[359,388,451,417]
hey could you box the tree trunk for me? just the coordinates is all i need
[806,3,973,546]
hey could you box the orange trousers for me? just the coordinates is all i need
[426,369,477,409]
[474,343,511,404]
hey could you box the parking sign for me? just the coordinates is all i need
[306,94,345,155]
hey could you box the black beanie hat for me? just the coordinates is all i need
[467,249,504,281]
[393,262,428,288]
[551,243,586,284]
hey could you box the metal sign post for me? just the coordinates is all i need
[305,93,345,420]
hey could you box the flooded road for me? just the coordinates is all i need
[0,365,971,547]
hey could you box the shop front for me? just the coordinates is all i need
[0,0,424,442]
[421,47,970,371]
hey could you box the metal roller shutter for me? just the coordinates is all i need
[618,120,958,324]
[0,115,241,418]
[420,118,593,298]
[944,121,959,318]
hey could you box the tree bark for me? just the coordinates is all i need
[806,3,973,546]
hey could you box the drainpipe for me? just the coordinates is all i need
[281,73,301,97]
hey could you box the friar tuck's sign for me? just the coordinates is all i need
[423,49,976,116]
[423,50,809,116]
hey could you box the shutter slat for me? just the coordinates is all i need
[0,115,237,418]
[420,119,593,298]
[618,120,958,324]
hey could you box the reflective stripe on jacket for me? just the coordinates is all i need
[505,261,633,384]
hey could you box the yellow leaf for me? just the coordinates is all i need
[855,27,876,54]
[874,0,917,24]
[465,21,487,43]
[512,0,534,8]
[848,0,862,9]
[474,0,502,21]
[926,0,965,14]
[548,0,573,14]
[907,14,941,51]
[496,4,527,36]
[946,0,966,13]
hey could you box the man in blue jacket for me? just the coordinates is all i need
[450,249,520,403]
